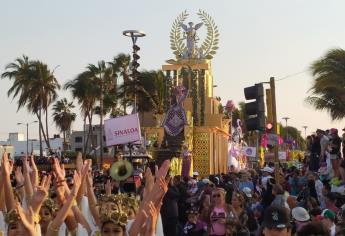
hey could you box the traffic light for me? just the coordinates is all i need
[244,83,265,131]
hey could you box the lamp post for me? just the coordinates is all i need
[123,30,146,113]
[17,121,38,156]
[282,117,290,139]
[302,126,308,139]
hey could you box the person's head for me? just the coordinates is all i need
[309,208,322,221]
[5,210,26,236]
[101,221,125,236]
[262,167,274,177]
[287,196,298,210]
[39,198,57,225]
[186,208,199,224]
[114,151,123,162]
[292,207,310,230]
[316,129,324,138]
[212,188,225,206]
[240,171,250,181]
[100,210,127,236]
[231,191,245,208]
[325,192,336,205]
[262,206,292,236]
[296,221,330,236]
[321,209,336,228]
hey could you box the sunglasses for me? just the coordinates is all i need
[213,194,221,198]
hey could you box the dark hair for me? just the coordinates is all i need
[297,221,330,236]
[325,192,336,203]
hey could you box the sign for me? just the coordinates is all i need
[243,147,256,157]
[104,114,142,146]
[278,151,287,160]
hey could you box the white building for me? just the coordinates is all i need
[0,132,63,158]
[70,125,113,157]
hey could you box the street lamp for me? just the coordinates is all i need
[302,126,308,139]
[123,30,146,113]
[281,117,290,139]
[17,121,38,156]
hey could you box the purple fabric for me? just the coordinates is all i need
[182,154,192,178]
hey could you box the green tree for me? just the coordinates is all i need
[280,125,306,150]
[1,55,60,156]
[64,70,99,155]
[117,70,165,115]
[307,48,345,120]
[52,98,76,151]
[109,54,131,114]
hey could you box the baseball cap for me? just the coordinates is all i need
[292,207,310,222]
[262,206,291,229]
[202,178,210,184]
[321,209,335,221]
[193,171,199,176]
[261,166,274,173]
[242,187,252,198]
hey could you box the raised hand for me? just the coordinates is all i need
[143,168,154,199]
[53,158,65,181]
[16,203,35,236]
[30,175,51,212]
[71,171,81,197]
[159,177,169,194]
[76,152,83,172]
[85,171,93,188]
[2,152,12,176]
[30,155,39,187]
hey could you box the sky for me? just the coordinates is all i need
[1,0,345,141]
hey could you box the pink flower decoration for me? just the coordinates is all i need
[225,100,236,112]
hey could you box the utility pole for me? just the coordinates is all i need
[270,77,280,181]
[100,75,104,169]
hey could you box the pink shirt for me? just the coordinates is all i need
[210,207,226,235]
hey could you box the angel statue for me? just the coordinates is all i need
[181,22,203,59]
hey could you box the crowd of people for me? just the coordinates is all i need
[0,128,345,235]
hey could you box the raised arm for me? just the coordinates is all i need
[22,157,34,201]
[129,160,170,236]
[85,171,101,227]
[46,170,82,235]
[2,152,15,211]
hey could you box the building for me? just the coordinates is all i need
[0,132,63,158]
[70,125,113,157]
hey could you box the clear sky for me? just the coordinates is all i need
[1,0,345,141]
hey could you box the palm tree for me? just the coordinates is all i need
[29,61,61,150]
[52,98,76,151]
[307,48,345,120]
[117,70,165,115]
[64,70,99,155]
[110,54,131,114]
[1,55,60,157]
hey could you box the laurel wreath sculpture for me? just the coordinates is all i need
[170,10,189,58]
[169,10,219,60]
[197,9,219,59]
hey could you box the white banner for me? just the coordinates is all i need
[104,113,142,146]
[243,147,256,157]
[278,151,287,160]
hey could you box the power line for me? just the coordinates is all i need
[275,69,308,82]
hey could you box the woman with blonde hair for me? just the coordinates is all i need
[209,188,228,236]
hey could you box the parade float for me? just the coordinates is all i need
[142,10,229,177]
